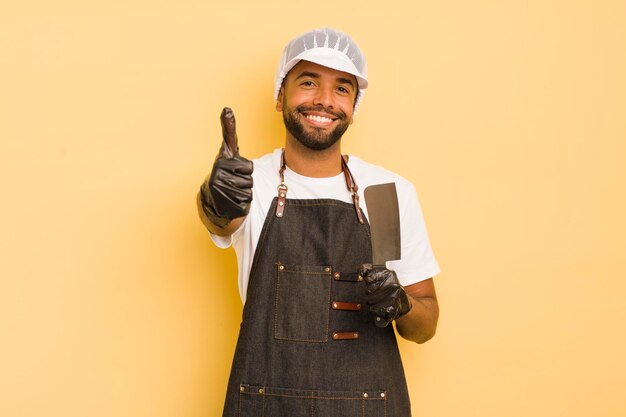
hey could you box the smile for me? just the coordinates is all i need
[303,113,336,126]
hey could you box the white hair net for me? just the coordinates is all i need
[274,28,368,111]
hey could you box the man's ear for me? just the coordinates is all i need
[276,87,284,112]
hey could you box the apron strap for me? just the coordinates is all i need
[341,155,365,224]
[275,150,288,218]
[276,149,364,224]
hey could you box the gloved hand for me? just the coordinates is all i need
[199,107,254,228]
[360,264,412,328]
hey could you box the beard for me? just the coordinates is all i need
[282,104,351,151]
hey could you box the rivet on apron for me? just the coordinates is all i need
[363,392,369,398]
[258,388,265,394]
[324,267,331,272]
[357,274,363,282]
[333,272,340,280]
[278,265,284,270]
[239,385,245,392]
[381,392,386,398]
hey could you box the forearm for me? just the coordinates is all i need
[395,289,439,344]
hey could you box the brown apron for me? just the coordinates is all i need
[222,153,412,416]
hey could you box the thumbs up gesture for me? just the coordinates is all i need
[199,108,254,228]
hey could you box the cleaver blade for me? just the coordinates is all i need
[364,183,401,266]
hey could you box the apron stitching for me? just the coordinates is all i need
[245,392,386,400]
[237,388,241,417]
[383,395,387,417]
[274,337,328,343]
[273,267,280,342]
[325,272,331,339]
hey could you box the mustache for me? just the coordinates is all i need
[296,105,346,120]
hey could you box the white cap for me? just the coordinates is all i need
[274,28,368,111]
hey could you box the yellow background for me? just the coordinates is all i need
[2,1,625,416]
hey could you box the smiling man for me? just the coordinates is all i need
[197,28,440,417]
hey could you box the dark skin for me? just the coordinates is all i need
[397,279,439,343]
[198,60,439,343]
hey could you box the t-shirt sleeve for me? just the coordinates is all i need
[208,215,249,249]
[209,232,233,249]
[387,183,440,286]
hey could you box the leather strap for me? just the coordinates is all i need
[331,301,362,311]
[341,155,365,224]
[332,331,359,341]
[332,271,363,282]
[275,151,288,218]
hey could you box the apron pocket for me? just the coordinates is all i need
[274,264,331,342]
[239,384,387,417]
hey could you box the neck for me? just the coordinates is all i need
[284,135,343,178]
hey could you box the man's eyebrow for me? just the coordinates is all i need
[336,77,356,89]
[295,71,320,80]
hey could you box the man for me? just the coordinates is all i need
[197,28,440,417]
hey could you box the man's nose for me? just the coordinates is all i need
[312,85,334,108]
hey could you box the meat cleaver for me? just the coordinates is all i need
[364,183,401,266]
[364,183,402,328]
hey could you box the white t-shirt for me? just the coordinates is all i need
[211,148,440,303]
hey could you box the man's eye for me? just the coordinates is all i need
[302,81,315,87]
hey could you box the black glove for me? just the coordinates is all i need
[199,107,254,228]
[360,264,412,328]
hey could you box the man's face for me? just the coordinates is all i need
[276,60,358,151]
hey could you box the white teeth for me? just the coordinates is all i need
[306,114,333,124]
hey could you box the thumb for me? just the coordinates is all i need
[219,107,239,159]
